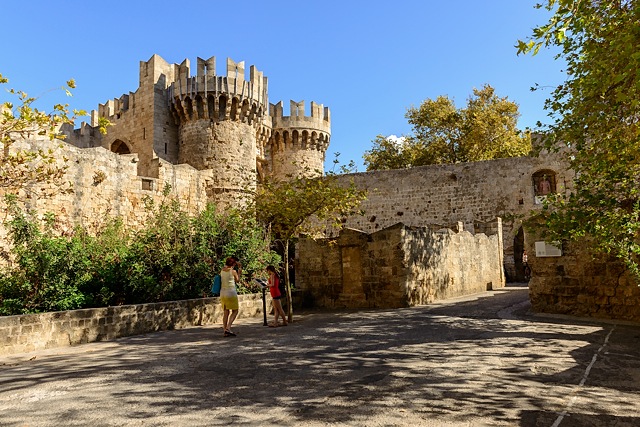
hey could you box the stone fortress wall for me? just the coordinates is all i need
[0,137,213,254]
[526,238,640,322]
[3,53,634,323]
[0,294,268,356]
[6,54,569,284]
[63,54,331,197]
[327,150,571,282]
[1,53,332,255]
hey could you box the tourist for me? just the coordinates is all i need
[267,265,288,327]
[523,250,531,281]
[220,257,240,337]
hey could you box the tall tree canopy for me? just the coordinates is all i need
[518,0,640,277]
[363,84,531,170]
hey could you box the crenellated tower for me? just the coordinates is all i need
[267,100,330,180]
[168,57,271,198]
[61,53,330,208]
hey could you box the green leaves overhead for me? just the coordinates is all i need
[520,0,640,278]
[0,74,111,196]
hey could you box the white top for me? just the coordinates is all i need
[220,268,237,298]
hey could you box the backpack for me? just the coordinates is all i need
[211,274,221,296]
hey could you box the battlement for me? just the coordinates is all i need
[267,99,330,168]
[98,93,132,119]
[167,56,268,113]
[270,100,331,134]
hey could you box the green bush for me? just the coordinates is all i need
[0,195,280,315]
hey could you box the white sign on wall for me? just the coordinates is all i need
[535,241,563,257]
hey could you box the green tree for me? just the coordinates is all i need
[363,84,531,170]
[253,160,367,321]
[124,191,279,304]
[0,194,280,315]
[518,1,640,278]
[362,135,413,171]
[0,74,109,195]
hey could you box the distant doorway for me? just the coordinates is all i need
[513,227,526,282]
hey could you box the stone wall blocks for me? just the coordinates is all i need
[624,297,639,306]
[19,315,41,325]
[594,296,610,305]
[0,317,20,328]
[0,294,268,356]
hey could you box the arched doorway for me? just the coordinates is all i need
[111,139,131,155]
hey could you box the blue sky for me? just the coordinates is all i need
[0,0,563,171]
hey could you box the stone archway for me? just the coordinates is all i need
[110,139,131,155]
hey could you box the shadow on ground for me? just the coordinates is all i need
[1,285,639,426]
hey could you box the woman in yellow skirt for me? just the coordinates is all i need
[220,257,240,337]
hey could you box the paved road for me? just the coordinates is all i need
[1,284,639,427]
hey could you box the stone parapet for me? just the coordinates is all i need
[329,153,570,281]
[0,294,270,356]
[297,221,504,309]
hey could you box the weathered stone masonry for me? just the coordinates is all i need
[328,151,571,282]
[297,220,504,309]
[0,294,270,356]
[527,239,640,322]
[3,52,636,331]
[1,53,332,252]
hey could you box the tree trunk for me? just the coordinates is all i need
[284,239,293,322]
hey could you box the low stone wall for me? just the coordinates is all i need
[0,294,270,356]
[297,220,504,309]
[528,241,640,322]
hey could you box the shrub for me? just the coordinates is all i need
[0,196,280,315]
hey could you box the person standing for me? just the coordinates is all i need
[267,265,288,327]
[523,250,531,281]
[220,257,240,337]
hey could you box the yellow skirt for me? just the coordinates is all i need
[220,295,239,310]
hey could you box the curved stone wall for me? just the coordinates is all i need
[178,120,257,194]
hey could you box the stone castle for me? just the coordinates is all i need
[3,53,639,325]
[62,54,331,206]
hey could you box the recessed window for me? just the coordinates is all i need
[141,179,154,191]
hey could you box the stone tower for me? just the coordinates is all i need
[267,100,330,180]
[64,54,330,207]
[168,57,270,199]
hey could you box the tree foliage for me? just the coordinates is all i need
[0,194,280,315]
[252,159,367,321]
[363,84,531,170]
[518,1,640,278]
[0,73,109,194]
